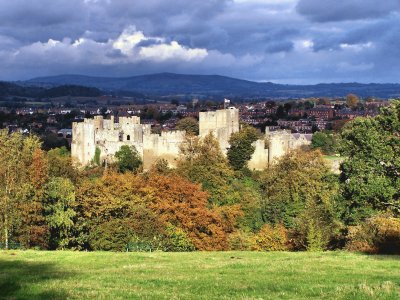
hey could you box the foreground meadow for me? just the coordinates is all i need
[0,251,399,299]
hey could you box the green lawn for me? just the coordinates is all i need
[0,251,399,299]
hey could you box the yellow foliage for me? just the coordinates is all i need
[251,224,290,251]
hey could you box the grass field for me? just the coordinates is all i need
[0,251,399,299]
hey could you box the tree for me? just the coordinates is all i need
[177,133,238,205]
[346,94,359,109]
[149,158,171,174]
[176,117,199,135]
[47,147,78,183]
[227,125,260,170]
[76,171,228,250]
[93,147,101,166]
[317,97,331,106]
[18,148,50,248]
[114,145,142,173]
[231,176,264,232]
[45,177,76,249]
[339,100,400,224]
[0,130,42,249]
[136,174,229,250]
[41,133,69,151]
[311,132,337,155]
[260,149,340,250]
[76,171,164,250]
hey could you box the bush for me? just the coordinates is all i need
[346,215,400,254]
[89,219,134,251]
[228,231,254,251]
[163,225,195,252]
[251,224,290,251]
[306,221,325,252]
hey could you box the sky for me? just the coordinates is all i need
[0,0,399,84]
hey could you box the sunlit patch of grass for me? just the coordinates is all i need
[0,251,399,299]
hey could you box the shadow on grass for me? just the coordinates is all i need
[0,257,73,299]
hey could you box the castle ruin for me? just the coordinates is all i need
[71,108,312,170]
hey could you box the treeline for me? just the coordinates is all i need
[1,101,400,253]
[0,82,102,99]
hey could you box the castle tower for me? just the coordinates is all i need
[199,107,239,151]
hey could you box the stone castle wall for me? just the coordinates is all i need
[143,131,186,169]
[248,139,269,170]
[72,108,312,170]
[266,130,312,164]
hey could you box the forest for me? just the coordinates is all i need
[0,101,399,253]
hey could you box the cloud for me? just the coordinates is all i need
[266,41,294,53]
[0,0,86,26]
[9,28,208,66]
[297,0,400,22]
[0,0,399,83]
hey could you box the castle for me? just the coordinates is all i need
[71,108,312,170]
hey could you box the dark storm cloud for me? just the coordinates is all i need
[0,0,399,83]
[0,0,86,26]
[297,0,400,22]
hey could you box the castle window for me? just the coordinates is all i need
[119,132,123,142]
[127,135,131,141]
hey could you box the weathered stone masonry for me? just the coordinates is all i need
[71,108,312,170]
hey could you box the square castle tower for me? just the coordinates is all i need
[71,107,311,170]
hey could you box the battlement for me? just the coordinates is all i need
[71,108,311,170]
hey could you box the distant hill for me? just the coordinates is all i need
[0,81,43,98]
[41,85,102,98]
[0,82,102,99]
[22,72,400,99]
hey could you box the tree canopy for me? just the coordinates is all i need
[227,125,261,171]
[260,149,340,250]
[339,100,400,224]
[114,145,142,173]
[176,117,199,135]
[311,131,337,155]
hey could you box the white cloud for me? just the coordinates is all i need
[340,42,374,52]
[9,27,208,66]
[112,27,207,62]
[139,41,207,62]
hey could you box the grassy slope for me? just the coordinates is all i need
[0,251,399,299]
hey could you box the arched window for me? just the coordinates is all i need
[127,135,131,141]
[119,132,123,142]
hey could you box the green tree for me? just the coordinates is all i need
[45,177,76,249]
[231,176,264,232]
[93,147,101,166]
[176,117,199,135]
[177,133,238,205]
[227,125,261,171]
[47,147,78,182]
[261,149,340,250]
[164,224,195,252]
[339,100,400,224]
[0,130,42,249]
[114,145,142,173]
[311,132,337,155]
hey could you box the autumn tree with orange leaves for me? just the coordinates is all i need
[76,171,228,250]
